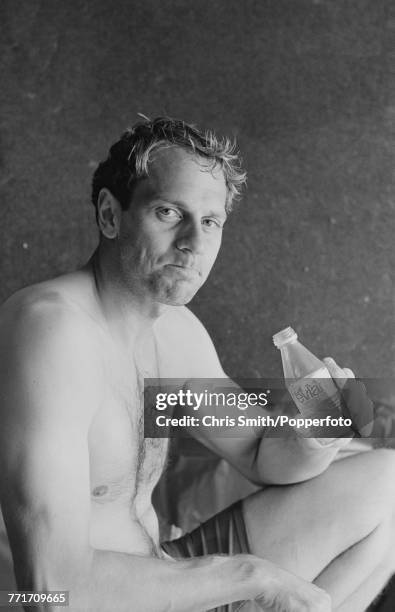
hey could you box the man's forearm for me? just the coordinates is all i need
[19,541,330,612]
[70,547,331,612]
[74,549,263,612]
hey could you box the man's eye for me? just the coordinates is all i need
[202,218,222,229]
[157,208,181,221]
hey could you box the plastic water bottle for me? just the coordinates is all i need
[273,326,352,445]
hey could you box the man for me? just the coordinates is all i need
[0,116,394,612]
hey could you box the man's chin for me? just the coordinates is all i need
[154,282,201,306]
[148,271,207,306]
[156,291,197,307]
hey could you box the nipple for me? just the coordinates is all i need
[92,485,108,497]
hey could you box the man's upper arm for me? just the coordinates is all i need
[156,307,266,481]
[0,300,101,591]
[155,306,226,379]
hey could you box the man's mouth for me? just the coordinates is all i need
[165,264,201,277]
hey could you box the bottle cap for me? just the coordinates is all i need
[273,326,298,348]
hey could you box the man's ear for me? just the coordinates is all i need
[96,188,122,239]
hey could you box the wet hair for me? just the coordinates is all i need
[91,115,247,221]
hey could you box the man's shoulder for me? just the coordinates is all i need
[155,305,209,340]
[155,306,225,378]
[0,279,104,362]
[0,281,104,426]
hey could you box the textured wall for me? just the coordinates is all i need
[1,0,394,380]
[1,1,395,608]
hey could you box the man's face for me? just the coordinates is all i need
[116,146,228,306]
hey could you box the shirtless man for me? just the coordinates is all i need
[0,116,394,612]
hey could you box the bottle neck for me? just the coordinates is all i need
[273,326,298,348]
[280,339,325,380]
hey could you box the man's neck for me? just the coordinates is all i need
[85,247,167,347]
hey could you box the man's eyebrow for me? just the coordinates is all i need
[207,209,228,221]
[153,195,228,220]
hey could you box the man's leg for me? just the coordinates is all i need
[242,448,395,611]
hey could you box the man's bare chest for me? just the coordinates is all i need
[88,344,168,512]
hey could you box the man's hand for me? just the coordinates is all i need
[252,557,331,612]
[323,357,374,438]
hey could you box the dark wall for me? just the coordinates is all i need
[1,0,394,378]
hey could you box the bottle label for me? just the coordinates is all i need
[288,367,342,416]
[287,366,353,440]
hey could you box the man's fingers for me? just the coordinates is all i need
[322,357,355,389]
[254,560,332,612]
[341,380,374,437]
[322,357,373,436]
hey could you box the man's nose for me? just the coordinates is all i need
[175,219,204,254]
